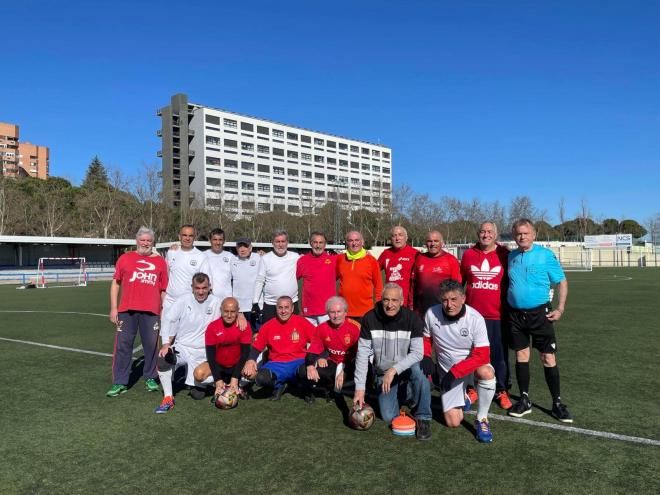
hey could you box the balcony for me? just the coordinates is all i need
[156,108,162,116]
[188,129,195,137]
[188,149,195,157]
[156,150,162,157]
[156,129,162,137]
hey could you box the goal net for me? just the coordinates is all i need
[559,249,592,272]
[37,257,88,288]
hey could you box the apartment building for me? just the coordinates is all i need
[158,94,392,217]
[0,122,49,179]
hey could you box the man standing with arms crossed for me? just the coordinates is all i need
[297,231,337,325]
[507,218,572,423]
[108,227,168,397]
[378,226,418,308]
[336,230,382,323]
[460,221,512,410]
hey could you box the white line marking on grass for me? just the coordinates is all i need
[462,410,660,446]
[133,344,143,353]
[0,337,114,358]
[569,276,633,283]
[0,310,108,317]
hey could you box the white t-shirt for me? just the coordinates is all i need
[253,250,300,306]
[423,304,489,372]
[231,253,262,312]
[165,247,209,300]
[204,249,235,301]
[160,293,221,350]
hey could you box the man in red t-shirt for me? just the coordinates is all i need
[412,230,461,317]
[460,221,512,409]
[107,227,168,397]
[193,297,252,399]
[297,296,360,408]
[242,296,316,401]
[378,226,419,308]
[296,231,337,325]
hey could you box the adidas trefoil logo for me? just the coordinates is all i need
[470,259,501,290]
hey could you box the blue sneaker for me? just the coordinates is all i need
[475,418,493,443]
[155,396,175,414]
[463,395,472,412]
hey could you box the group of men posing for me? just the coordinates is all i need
[108,218,572,443]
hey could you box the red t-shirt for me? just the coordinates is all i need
[204,319,253,368]
[412,251,461,316]
[296,252,337,316]
[252,315,316,362]
[460,244,509,320]
[114,251,168,315]
[378,245,418,308]
[308,319,361,365]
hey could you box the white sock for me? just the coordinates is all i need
[158,369,173,398]
[476,377,496,421]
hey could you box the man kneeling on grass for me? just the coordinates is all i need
[424,279,496,443]
[193,297,252,401]
[242,296,315,401]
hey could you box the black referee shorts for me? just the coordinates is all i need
[508,304,557,354]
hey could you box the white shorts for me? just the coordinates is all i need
[173,345,212,386]
[441,377,469,412]
[305,314,330,326]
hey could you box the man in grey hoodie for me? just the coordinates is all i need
[352,283,432,440]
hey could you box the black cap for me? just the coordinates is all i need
[236,237,251,246]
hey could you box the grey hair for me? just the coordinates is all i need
[273,229,289,241]
[438,279,465,298]
[136,226,155,241]
[325,296,348,313]
[382,282,404,299]
[478,221,498,235]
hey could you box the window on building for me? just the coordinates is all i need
[328,191,337,199]
[242,201,255,211]
[372,165,380,172]
[314,138,324,146]
[258,203,270,212]
[383,182,391,190]
[207,198,222,207]
[372,150,380,157]
[224,118,237,128]
[301,135,311,143]
[224,139,237,148]
[287,168,299,176]
[224,159,238,168]
[288,187,299,195]
[257,125,269,135]
[206,177,221,186]
[314,155,324,163]
[273,204,285,211]
[274,185,285,193]
[273,166,285,175]
[206,115,220,125]
[241,122,254,131]
[288,205,300,213]
[258,164,270,173]
[338,142,348,150]
[206,156,221,166]
[362,196,371,203]
[351,178,359,185]
[242,161,255,171]
[350,145,359,153]
[272,129,284,138]
[315,190,325,198]
[272,147,284,157]
[206,136,220,146]
[302,189,312,196]
[383,152,390,159]
[225,200,239,209]
[241,142,254,151]
[257,145,269,154]
[362,179,370,186]
[383,167,390,174]
[339,159,348,167]
[287,150,298,159]
[287,132,298,141]
[225,179,238,188]
[362,163,370,171]
[301,152,312,161]
[326,140,336,148]
[315,172,325,179]
[328,174,337,182]
[361,147,369,155]
[302,170,312,178]
[258,183,270,192]
[242,181,255,191]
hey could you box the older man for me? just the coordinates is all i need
[460,221,512,410]
[154,272,221,413]
[296,231,337,325]
[378,226,418,308]
[164,224,209,310]
[336,230,383,323]
[253,230,300,324]
[108,227,168,397]
[412,230,461,317]
[192,297,252,401]
[298,296,360,405]
[424,279,496,443]
[353,283,432,440]
[242,296,316,401]
[507,219,572,422]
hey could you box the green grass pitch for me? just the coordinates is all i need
[0,268,659,494]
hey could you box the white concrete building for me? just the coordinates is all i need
[158,93,392,217]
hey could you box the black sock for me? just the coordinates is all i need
[543,366,561,403]
[516,362,530,397]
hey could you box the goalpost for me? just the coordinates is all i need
[36,257,88,288]
[559,248,593,272]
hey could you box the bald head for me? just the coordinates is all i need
[221,297,240,326]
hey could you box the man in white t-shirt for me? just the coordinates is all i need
[424,279,497,443]
[154,272,221,413]
[164,224,209,310]
[203,228,235,301]
[252,230,300,323]
[231,237,262,331]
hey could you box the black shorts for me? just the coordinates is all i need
[508,304,557,354]
[214,364,238,384]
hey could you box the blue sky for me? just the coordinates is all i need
[2,1,659,225]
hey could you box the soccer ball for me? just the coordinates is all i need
[349,403,375,431]
[214,388,239,410]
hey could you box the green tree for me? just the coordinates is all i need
[602,218,619,234]
[81,156,109,190]
[619,219,647,238]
